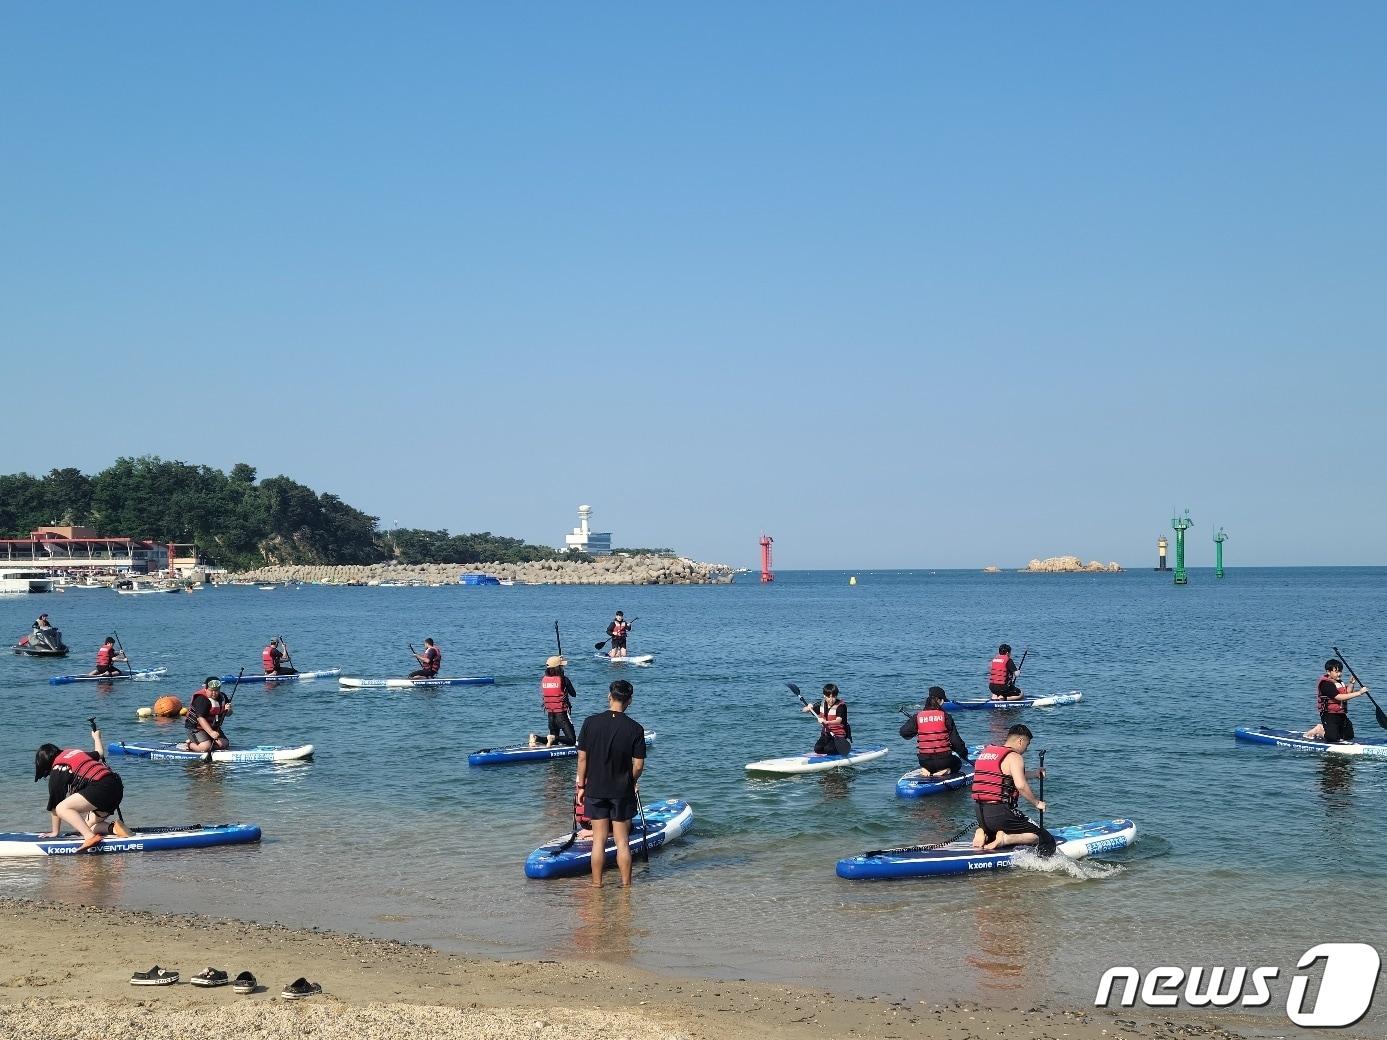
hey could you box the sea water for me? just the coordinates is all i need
[1,569,1384,1020]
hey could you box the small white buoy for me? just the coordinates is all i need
[849,575,857,586]
[136,706,153,719]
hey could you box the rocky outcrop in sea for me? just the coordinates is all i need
[1022,555,1122,573]
[222,556,735,586]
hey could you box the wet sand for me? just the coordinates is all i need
[0,897,1255,1040]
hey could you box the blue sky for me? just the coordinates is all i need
[3,4,1383,567]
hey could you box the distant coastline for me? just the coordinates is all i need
[224,556,735,586]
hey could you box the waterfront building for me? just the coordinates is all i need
[562,505,612,556]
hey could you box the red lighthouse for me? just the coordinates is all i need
[759,534,774,584]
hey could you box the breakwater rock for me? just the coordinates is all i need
[1022,555,1122,573]
[222,556,736,587]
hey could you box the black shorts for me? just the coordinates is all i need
[77,774,124,814]
[975,801,1055,855]
[1322,712,1355,743]
[186,725,227,744]
[610,636,627,649]
[989,682,1023,698]
[918,752,960,773]
[584,795,638,822]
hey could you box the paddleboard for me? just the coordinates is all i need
[836,818,1136,879]
[943,691,1083,711]
[1234,725,1387,759]
[469,731,657,767]
[218,668,341,685]
[524,798,692,878]
[107,740,315,763]
[746,744,889,775]
[595,653,655,665]
[339,675,496,689]
[896,763,974,798]
[49,668,167,685]
[0,823,263,858]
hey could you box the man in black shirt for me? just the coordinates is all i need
[576,679,647,886]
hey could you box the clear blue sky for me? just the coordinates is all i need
[3,4,1384,567]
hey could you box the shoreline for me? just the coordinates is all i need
[0,897,1255,1040]
[222,557,734,586]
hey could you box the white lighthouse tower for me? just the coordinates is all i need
[563,504,612,556]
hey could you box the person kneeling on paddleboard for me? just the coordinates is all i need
[805,683,851,756]
[899,686,969,777]
[606,612,631,660]
[185,678,232,753]
[262,637,298,676]
[530,655,577,748]
[34,744,126,852]
[987,644,1024,700]
[409,638,441,679]
[971,724,1054,856]
[88,636,128,678]
[1315,658,1366,744]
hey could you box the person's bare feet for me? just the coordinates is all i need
[971,827,986,850]
[78,833,104,852]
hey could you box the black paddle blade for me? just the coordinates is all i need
[594,641,607,650]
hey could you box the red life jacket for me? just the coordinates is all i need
[1318,674,1348,715]
[574,785,591,826]
[423,646,441,674]
[971,743,1018,805]
[612,620,629,638]
[53,748,112,784]
[95,644,114,668]
[262,645,278,673]
[819,699,847,738]
[914,709,952,755]
[989,654,1011,685]
[186,690,229,730]
[541,674,568,713]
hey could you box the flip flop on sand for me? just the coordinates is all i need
[281,977,321,1000]
[233,971,256,994]
[130,966,178,986]
[191,967,229,987]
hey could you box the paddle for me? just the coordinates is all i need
[635,785,650,864]
[1331,647,1387,730]
[113,630,134,678]
[554,621,563,658]
[551,803,582,857]
[277,635,294,671]
[88,717,130,837]
[1037,748,1047,832]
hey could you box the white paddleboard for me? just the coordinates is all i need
[746,744,889,775]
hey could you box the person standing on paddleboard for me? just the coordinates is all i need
[530,655,578,748]
[1316,658,1367,743]
[804,683,852,756]
[605,611,632,659]
[185,678,232,752]
[899,686,970,777]
[971,723,1054,856]
[88,636,127,677]
[408,638,441,678]
[34,743,126,852]
[987,644,1024,700]
[576,679,647,887]
[262,637,298,676]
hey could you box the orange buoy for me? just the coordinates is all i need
[152,695,184,718]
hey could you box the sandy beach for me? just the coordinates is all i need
[0,897,1256,1040]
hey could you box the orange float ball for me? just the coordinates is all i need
[152,695,184,718]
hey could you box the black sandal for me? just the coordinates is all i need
[280,977,321,999]
[232,971,257,994]
[130,965,179,986]
[191,967,229,987]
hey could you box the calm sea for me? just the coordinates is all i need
[2,569,1384,1024]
